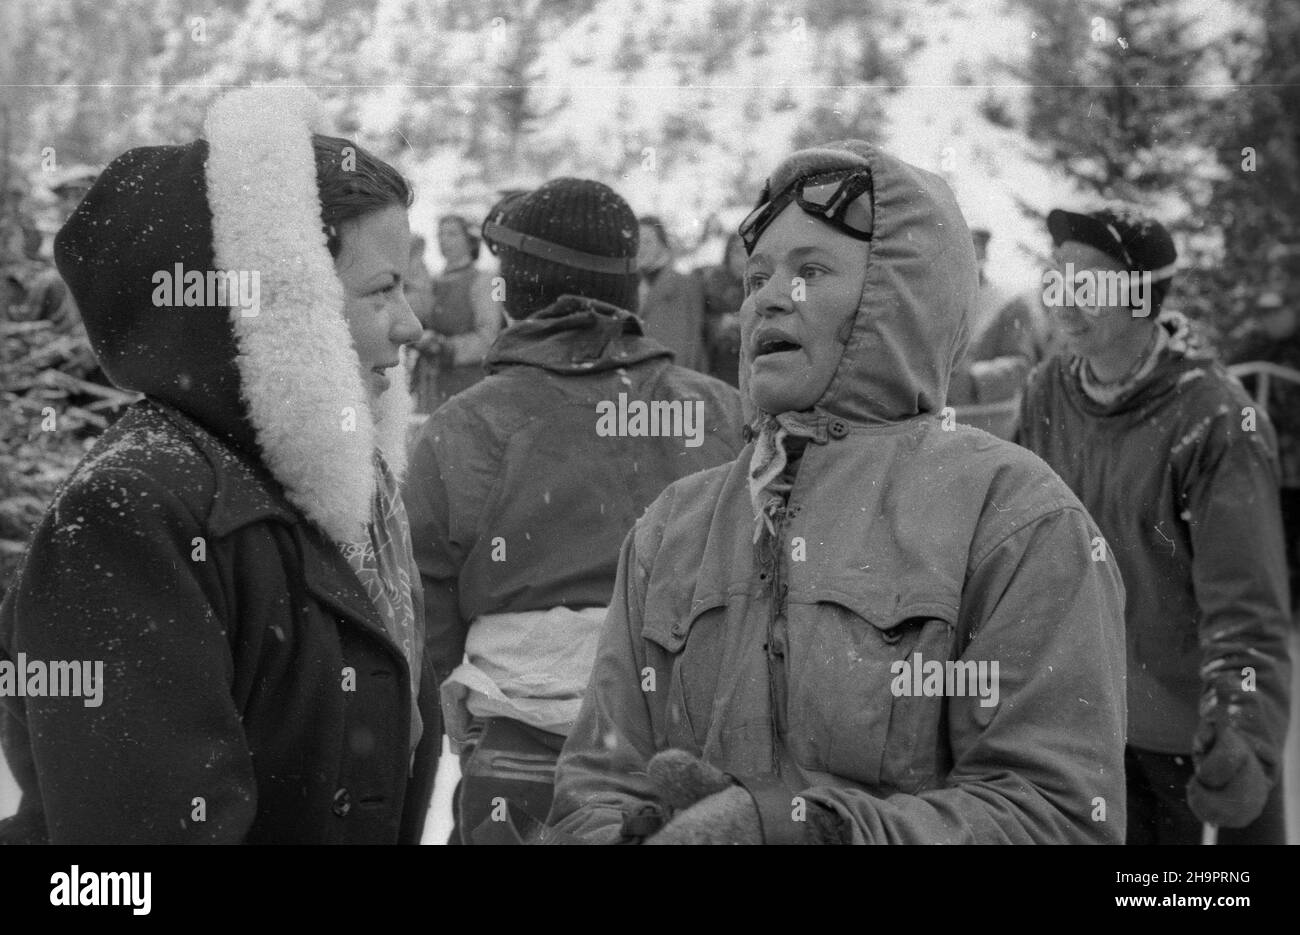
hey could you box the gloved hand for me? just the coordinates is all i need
[647,748,733,811]
[645,786,763,845]
[643,749,846,844]
[642,749,758,845]
[1185,721,1271,829]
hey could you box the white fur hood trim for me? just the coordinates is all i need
[204,87,406,543]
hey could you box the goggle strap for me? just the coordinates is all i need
[482,221,638,275]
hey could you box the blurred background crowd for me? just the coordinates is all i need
[1,0,1297,591]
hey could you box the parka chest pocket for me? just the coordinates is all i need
[641,596,729,752]
[787,591,958,794]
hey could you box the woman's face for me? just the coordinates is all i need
[438,220,471,266]
[740,203,868,414]
[335,205,422,401]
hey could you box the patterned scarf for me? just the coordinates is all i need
[336,451,424,753]
[747,412,821,543]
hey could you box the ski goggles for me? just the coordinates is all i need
[738,168,875,255]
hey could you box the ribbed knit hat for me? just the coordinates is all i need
[487,178,640,318]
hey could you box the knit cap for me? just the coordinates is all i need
[485,178,640,318]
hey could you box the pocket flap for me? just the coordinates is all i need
[806,580,958,632]
[642,593,728,653]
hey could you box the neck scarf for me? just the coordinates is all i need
[1074,310,1200,405]
[747,412,820,543]
[337,451,424,753]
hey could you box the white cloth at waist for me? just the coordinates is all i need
[440,605,607,746]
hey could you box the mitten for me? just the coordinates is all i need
[645,749,848,844]
[1185,721,1271,828]
[647,748,733,811]
[645,787,763,845]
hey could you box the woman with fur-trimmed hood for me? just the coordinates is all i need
[0,88,437,843]
[546,141,1129,844]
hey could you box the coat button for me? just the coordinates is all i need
[332,787,352,818]
[828,419,849,439]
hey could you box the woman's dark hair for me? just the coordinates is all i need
[312,134,413,258]
[439,213,481,262]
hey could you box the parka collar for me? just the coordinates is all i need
[485,294,673,375]
[150,400,399,650]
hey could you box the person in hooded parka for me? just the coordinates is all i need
[545,141,1129,845]
[0,88,439,844]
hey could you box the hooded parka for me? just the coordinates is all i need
[406,294,745,700]
[548,142,1129,844]
[0,89,439,844]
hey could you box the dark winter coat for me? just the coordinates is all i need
[0,88,438,843]
[405,294,745,691]
[1018,341,1291,763]
[0,402,439,844]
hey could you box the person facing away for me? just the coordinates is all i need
[543,140,1128,845]
[0,88,439,843]
[636,214,709,373]
[408,214,502,413]
[1018,208,1292,845]
[403,178,745,843]
[698,231,746,388]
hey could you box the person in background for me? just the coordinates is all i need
[4,167,98,338]
[947,227,1051,438]
[637,214,709,373]
[698,231,745,387]
[404,233,435,336]
[404,179,744,843]
[545,141,1126,845]
[409,214,502,413]
[1019,207,1292,845]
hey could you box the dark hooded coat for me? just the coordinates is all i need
[0,89,438,844]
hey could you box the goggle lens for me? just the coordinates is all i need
[739,169,873,253]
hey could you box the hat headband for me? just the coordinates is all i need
[482,220,638,275]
